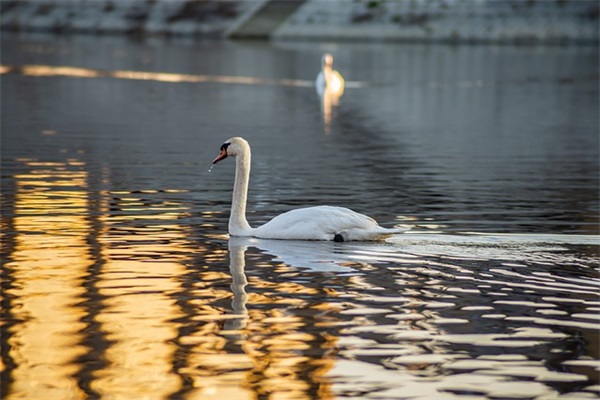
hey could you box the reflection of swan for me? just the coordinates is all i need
[320,89,334,134]
[230,236,360,272]
[223,238,249,333]
[316,53,345,134]
[224,236,353,337]
[315,53,345,99]
[212,137,404,241]
[227,233,598,278]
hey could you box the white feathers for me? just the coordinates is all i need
[213,137,403,242]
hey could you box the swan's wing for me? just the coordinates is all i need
[253,206,394,241]
[315,72,325,95]
[331,70,345,94]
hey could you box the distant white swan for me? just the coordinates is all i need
[212,137,404,241]
[315,53,345,98]
[316,53,345,133]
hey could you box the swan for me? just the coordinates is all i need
[315,53,345,98]
[212,137,404,242]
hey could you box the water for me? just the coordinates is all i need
[1,32,599,399]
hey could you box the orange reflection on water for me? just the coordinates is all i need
[4,160,90,399]
[91,192,188,399]
[4,160,341,398]
[181,241,336,399]
[182,242,251,399]
[1,63,315,88]
[21,64,101,78]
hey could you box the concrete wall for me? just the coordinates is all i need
[274,0,600,44]
[0,0,251,37]
[1,0,598,44]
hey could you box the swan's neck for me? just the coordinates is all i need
[230,151,253,236]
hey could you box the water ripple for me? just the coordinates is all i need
[2,35,598,399]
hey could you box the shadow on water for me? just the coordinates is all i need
[1,32,599,399]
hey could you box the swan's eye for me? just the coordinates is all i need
[220,143,231,152]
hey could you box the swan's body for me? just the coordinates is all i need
[212,137,403,242]
[315,53,345,98]
[253,205,396,241]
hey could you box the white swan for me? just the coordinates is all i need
[316,53,345,133]
[315,53,345,99]
[212,137,404,242]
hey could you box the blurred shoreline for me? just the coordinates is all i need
[1,0,598,44]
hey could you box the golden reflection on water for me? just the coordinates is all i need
[91,192,188,399]
[3,160,340,399]
[5,160,90,399]
[180,239,337,400]
[0,64,315,88]
[5,158,593,398]
[178,240,251,399]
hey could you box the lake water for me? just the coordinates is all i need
[1,32,599,399]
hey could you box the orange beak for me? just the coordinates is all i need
[212,148,228,164]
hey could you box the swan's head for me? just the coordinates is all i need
[322,53,334,68]
[212,137,249,164]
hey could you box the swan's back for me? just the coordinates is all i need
[315,70,344,96]
[253,205,395,241]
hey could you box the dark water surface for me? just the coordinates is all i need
[1,33,599,399]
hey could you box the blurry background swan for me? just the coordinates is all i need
[315,53,345,133]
